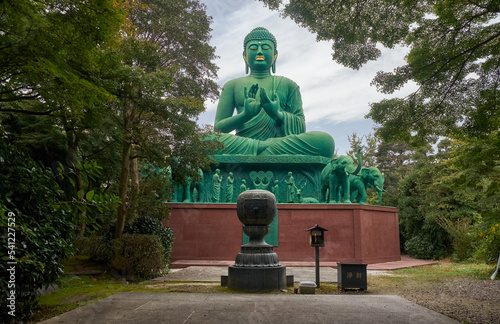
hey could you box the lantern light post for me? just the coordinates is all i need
[306,224,328,288]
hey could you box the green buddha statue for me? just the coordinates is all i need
[213,27,335,157]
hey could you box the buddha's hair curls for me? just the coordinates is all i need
[243,27,277,49]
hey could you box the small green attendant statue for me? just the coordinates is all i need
[214,27,334,157]
[212,169,222,202]
[226,172,234,203]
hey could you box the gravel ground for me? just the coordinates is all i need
[397,278,500,324]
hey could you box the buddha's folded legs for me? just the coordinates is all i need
[215,131,334,158]
[259,131,334,158]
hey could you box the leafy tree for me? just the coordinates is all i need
[347,132,378,167]
[100,0,222,238]
[443,133,500,262]
[260,0,499,142]
[373,141,418,207]
[0,0,126,237]
[397,147,452,259]
[0,142,74,320]
[0,0,123,112]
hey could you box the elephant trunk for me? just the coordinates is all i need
[375,185,385,204]
[352,147,362,175]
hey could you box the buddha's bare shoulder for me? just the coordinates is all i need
[222,76,249,89]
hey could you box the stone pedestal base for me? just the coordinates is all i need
[228,265,287,291]
[204,155,330,203]
[164,203,401,265]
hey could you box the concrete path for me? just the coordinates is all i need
[40,260,457,324]
[149,266,341,283]
[40,292,459,324]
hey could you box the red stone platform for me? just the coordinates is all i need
[164,203,401,266]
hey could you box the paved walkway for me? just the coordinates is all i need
[40,292,458,324]
[169,255,437,270]
[40,257,456,324]
[149,266,341,283]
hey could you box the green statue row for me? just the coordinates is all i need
[212,27,334,158]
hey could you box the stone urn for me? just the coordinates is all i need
[227,189,287,291]
[237,189,276,247]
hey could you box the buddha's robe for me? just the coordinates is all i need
[216,76,334,158]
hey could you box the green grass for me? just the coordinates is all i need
[29,257,176,323]
[393,261,494,280]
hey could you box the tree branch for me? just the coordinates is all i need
[0,108,53,115]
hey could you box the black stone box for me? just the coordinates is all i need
[337,263,367,291]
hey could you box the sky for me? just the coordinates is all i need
[198,0,416,155]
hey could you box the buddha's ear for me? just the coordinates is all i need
[243,51,249,74]
[272,50,278,74]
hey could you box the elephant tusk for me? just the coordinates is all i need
[375,186,386,192]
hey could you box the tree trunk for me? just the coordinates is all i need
[115,141,131,239]
[76,167,87,235]
[128,144,139,221]
[63,120,87,235]
[115,97,136,239]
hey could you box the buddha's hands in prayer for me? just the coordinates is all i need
[243,84,261,118]
[260,88,282,122]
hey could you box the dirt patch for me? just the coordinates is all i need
[367,272,500,324]
[399,279,500,324]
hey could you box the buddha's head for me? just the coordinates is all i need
[243,27,278,74]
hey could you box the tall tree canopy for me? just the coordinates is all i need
[260,0,499,142]
[0,0,123,115]
[104,0,221,238]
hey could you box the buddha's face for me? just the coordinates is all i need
[244,39,276,72]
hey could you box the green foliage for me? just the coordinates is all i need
[443,132,500,263]
[99,0,221,167]
[74,236,110,260]
[89,216,174,274]
[0,142,75,320]
[99,0,223,238]
[475,222,500,264]
[124,216,175,268]
[56,160,121,235]
[109,234,165,279]
[397,149,452,259]
[404,234,448,260]
[436,216,475,262]
[261,0,499,144]
[0,0,123,110]
[347,132,378,167]
[397,134,499,262]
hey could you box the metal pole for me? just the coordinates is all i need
[315,245,320,288]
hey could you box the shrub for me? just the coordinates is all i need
[74,235,111,262]
[124,216,174,268]
[474,222,500,264]
[404,234,449,260]
[0,146,75,320]
[109,234,165,279]
[87,216,174,276]
[436,216,475,262]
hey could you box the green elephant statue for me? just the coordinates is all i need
[320,148,362,203]
[349,167,385,204]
